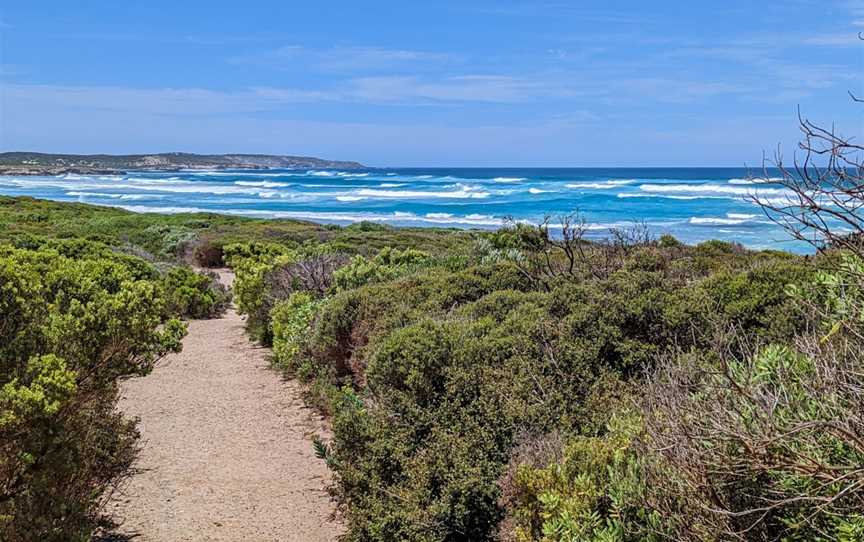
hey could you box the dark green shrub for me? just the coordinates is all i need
[135,224,197,258]
[344,221,393,232]
[271,292,322,376]
[333,247,431,291]
[657,233,682,248]
[699,259,814,343]
[161,266,231,319]
[499,415,665,542]
[0,244,186,541]
[222,241,294,267]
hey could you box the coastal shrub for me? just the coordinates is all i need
[311,243,826,541]
[266,252,349,298]
[332,247,431,291]
[160,266,231,319]
[642,340,864,540]
[344,221,393,232]
[698,259,814,343]
[499,414,665,542]
[135,224,198,258]
[36,238,160,282]
[271,292,322,376]
[486,222,546,252]
[630,257,864,540]
[0,243,186,542]
[222,241,294,267]
[657,233,682,248]
[473,237,526,267]
[322,264,696,540]
[305,262,532,383]
[230,247,297,343]
[330,318,517,541]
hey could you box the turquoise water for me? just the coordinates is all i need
[0,167,807,252]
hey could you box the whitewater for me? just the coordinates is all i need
[0,167,806,251]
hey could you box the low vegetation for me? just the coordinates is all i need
[223,214,864,541]
[0,225,239,540]
[0,240,188,541]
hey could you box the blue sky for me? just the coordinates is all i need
[0,1,862,166]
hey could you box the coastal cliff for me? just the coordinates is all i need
[0,152,365,176]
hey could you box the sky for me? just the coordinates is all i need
[0,0,862,166]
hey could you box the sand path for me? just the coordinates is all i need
[100,269,341,541]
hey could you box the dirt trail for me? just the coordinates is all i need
[102,269,342,541]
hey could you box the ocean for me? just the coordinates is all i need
[0,167,808,252]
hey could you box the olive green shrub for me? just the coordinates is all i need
[332,247,431,291]
[0,242,186,541]
[271,292,322,377]
[160,266,231,319]
[500,414,665,542]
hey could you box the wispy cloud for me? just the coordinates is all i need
[4,67,806,121]
[230,45,457,74]
[2,84,335,117]
[456,3,646,24]
[1,76,565,115]
[344,75,571,104]
[42,31,288,46]
[844,0,864,26]
[803,33,863,46]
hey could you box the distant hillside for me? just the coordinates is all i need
[0,152,365,175]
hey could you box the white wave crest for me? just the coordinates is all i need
[567,179,635,189]
[116,205,211,214]
[119,194,155,200]
[689,217,750,226]
[639,183,791,197]
[728,177,784,185]
[617,193,713,200]
[492,177,526,183]
[66,191,119,198]
[689,212,764,226]
[185,170,302,178]
[235,180,291,188]
[353,184,490,199]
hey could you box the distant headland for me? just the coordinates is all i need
[0,152,365,176]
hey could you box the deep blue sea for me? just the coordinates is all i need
[0,167,807,252]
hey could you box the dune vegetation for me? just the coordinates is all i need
[228,222,863,541]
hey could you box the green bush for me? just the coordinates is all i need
[501,415,664,542]
[229,247,297,342]
[698,259,814,343]
[271,292,322,376]
[657,233,682,248]
[305,243,819,541]
[0,243,186,541]
[135,224,197,258]
[160,266,231,319]
[333,247,431,291]
[222,241,294,268]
